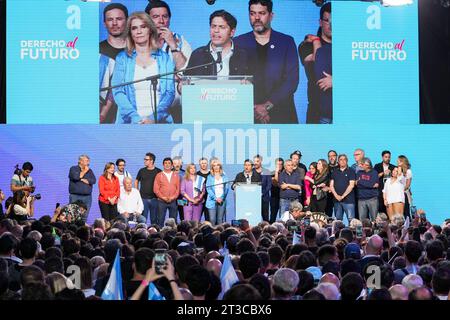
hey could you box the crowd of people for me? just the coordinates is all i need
[100,0,333,124]
[0,206,449,301]
[0,146,448,301]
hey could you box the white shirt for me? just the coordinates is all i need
[383,177,405,204]
[13,204,28,216]
[114,171,132,189]
[398,169,413,185]
[117,188,144,215]
[134,62,160,119]
[214,176,224,198]
[163,171,173,182]
[209,42,234,77]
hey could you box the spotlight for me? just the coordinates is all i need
[206,0,216,5]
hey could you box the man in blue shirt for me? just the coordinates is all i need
[330,154,355,224]
[278,160,302,214]
[68,155,97,222]
[234,0,299,124]
[356,158,379,222]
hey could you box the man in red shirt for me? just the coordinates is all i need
[153,157,180,227]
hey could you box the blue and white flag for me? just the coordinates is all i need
[219,254,239,300]
[194,175,206,192]
[148,282,166,300]
[219,241,229,256]
[101,249,123,300]
[293,231,301,245]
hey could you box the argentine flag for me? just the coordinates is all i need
[293,231,301,245]
[101,249,123,300]
[219,254,239,299]
[148,282,166,300]
[219,241,229,256]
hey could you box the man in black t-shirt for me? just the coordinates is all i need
[135,153,161,225]
[99,3,128,123]
[197,157,210,222]
[374,150,395,214]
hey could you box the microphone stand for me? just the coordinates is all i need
[100,61,216,123]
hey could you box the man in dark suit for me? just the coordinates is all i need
[374,150,396,214]
[232,159,261,190]
[185,10,249,77]
[234,0,299,124]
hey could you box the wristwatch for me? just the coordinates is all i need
[171,48,181,53]
[265,102,274,111]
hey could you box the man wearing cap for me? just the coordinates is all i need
[234,0,299,124]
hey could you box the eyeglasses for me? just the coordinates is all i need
[321,18,331,25]
[144,158,151,161]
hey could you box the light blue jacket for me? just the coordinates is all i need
[205,173,230,209]
[112,49,175,123]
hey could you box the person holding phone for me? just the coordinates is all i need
[206,162,230,225]
[181,164,205,222]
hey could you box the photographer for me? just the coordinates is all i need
[0,189,5,219]
[10,162,35,194]
[9,190,34,222]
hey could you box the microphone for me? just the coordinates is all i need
[215,46,223,65]
[214,46,223,74]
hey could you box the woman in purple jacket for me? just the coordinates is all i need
[181,164,206,222]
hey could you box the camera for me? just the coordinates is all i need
[32,193,42,200]
[14,164,22,176]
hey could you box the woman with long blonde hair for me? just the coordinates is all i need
[205,161,230,225]
[397,155,413,219]
[382,166,405,221]
[112,12,175,124]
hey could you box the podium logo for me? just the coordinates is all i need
[20,36,80,60]
[200,88,237,102]
[351,39,406,61]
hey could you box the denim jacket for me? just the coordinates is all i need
[205,173,230,209]
[112,49,175,123]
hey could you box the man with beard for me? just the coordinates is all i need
[234,0,299,124]
[146,0,192,123]
[314,2,333,124]
[99,3,128,123]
